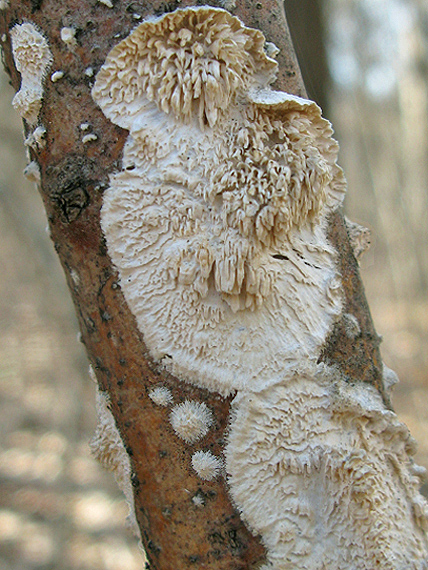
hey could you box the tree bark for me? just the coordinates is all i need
[1,2,425,569]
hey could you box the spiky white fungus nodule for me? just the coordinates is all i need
[50,70,64,82]
[25,125,46,150]
[98,0,113,7]
[10,23,53,126]
[219,0,237,10]
[79,122,90,131]
[148,386,173,407]
[84,67,94,77]
[191,492,205,507]
[23,160,41,184]
[82,133,98,144]
[170,400,213,444]
[345,216,372,259]
[92,7,428,567]
[60,27,76,47]
[383,362,399,393]
[192,450,223,481]
[343,312,361,339]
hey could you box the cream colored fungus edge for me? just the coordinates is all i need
[92,7,428,568]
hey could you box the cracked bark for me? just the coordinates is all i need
[1,1,388,568]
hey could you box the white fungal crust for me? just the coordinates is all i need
[226,364,428,569]
[93,7,346,396]
[89,378,140,537]
[170,400,213,443]
[92,7,428,566]
[10,23,53,125]
[191,450,223,481]
[148,386,173,407]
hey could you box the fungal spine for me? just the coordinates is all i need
[10,23,53,126]
[92,7,428,568]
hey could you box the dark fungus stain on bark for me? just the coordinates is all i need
[45,155,95,222]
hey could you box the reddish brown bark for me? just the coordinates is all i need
[0,1,387,569]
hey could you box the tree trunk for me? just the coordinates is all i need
[1,1,427,569]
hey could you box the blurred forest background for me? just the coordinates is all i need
[0,1,427,568]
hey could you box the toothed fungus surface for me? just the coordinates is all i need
[192,450,223,481]
[226,364,428,568]
[93,6,346,396]
[170,400,213,444]
[10,23,53,125]
[92,7,428,568]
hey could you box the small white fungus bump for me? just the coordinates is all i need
[0,0,10,10]
[191,493,205,507]
[60,27,76,47]
[98,0,113,7]
[82,133,98,144]
[192,450,223,481]
[85,67,94,77]
[343,312,361,339]
[23,160,41,184]
[51,70,64,82]
[148,386,173,407]
[170,400,213,444]
[25,126,47,150]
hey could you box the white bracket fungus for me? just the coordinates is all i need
[10,23,53,126]
[92,7,428,567]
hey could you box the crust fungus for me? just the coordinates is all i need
[10,23,53,126]
[226,364,428,569]
[93,6,346,396]
[89,377,139,536]
[92,7,428,567]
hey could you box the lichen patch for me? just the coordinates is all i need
[10,23,53,125]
